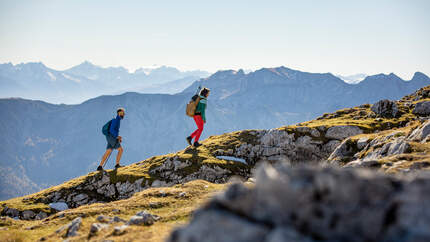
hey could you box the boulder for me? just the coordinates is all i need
[113,225,129,236]
[89,223,109,235]
[35,212,48,220]
[356,137,369,150]
[72,193,89,204]
[413,101,430,116]
[127,211,158,226]
[409,120,430,141]
[386,139,410,156]
[323,140,341,153]
[2,207,19,217]
[113,216,126,223]
[265,227,314,242]
[64,217,82,237]
[325,126,363,140]
[169,210,270,242]
[168,164,430,242]
[49,202,69,211]
[96,215,112,223]
[371,99,399,118]
[328,138,356,162]
[22,210,36,220]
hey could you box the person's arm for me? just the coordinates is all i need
[109,119,119,138]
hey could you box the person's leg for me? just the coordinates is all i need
[116,146,123,165]
[99,149,112,167]
[190,115,203,139]
[194,115,204,142]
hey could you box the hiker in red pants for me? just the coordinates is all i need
[187,88,210,147]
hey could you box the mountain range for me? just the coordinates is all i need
[0,62,210,104]
[0,66,429,200]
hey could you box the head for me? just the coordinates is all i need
[200,88,210,98]
[117,108,125,119]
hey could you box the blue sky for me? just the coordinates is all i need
[0,0,429,79]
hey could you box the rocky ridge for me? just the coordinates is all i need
[328,86,430,171]
[1,86,430,241]
[2,86,430,221]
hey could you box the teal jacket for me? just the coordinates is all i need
[195,95,207,122]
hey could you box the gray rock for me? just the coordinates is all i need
[295,126,312,134]
[113,225,129,235]
[97,173,111,187]
[49,202,69,211]
[409,120,430,142]
[90,223,109,235]
[325,125,363,140]
[72,193,88,203]
[168,164,430,242]
[328,138,356,162]
[112,216,126,223]
[149,202,162,208]
[178,192,187,198]
[128,211,158,226]
[106,184,116,197]
[371,99,399,118]
[22,210,36,220]
[116,181,131,195]
[65,217,82,237]
[386,139,410,156]
[265,227,314,242]
[151,180,163,187]
[97,215,112,223]
[344,160,380,168]
[128,215,148,226]
[323,140,341,153]
[295,127,320,138]
[356,137,369,150]
[35,211,48,220]
[413,101,430,116]
[168,210,270,242]
[2,207,19,217]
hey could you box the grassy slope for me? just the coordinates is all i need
[0,180,227,242]
[0,130,255,215]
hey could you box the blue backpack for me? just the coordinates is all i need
[102,119,112,136]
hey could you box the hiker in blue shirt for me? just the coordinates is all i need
[97,108,125,171]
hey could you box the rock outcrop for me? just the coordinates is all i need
[168,164,430,242]
[329,119,430,173]
[413,101,430,116]
[371,99,399,118]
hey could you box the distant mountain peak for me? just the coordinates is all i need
[210,69,245,79]
[21,62,47,68]
[79,60,96,67]
[412,72,430,81]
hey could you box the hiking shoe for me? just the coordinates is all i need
[186,136,192,146]
[97,166,103,171]
[115,164,122,169]
[193,142,202,147]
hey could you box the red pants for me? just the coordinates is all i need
[190,115,204,142]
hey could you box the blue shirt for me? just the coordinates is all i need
[109,115,121,138]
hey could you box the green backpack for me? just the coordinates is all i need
[102,120,112,136]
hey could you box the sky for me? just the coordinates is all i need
[0,0,429,79]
